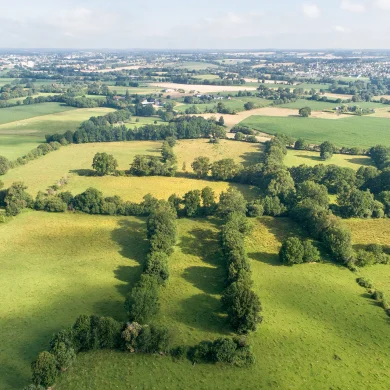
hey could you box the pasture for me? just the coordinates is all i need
[149,82,258,93]
[241,115,390,148]
[51,216,390,390]
[174,61,219,70]
[0,107,115,160]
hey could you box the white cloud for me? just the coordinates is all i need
[302,4,320,18]
[340,0,366,12]
[333,25,351,33]
[374,0,390,10]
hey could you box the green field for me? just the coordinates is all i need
[175,61,219,70]
[108,85,163,94]
[0,77,17,86]
[0,107,115,160]
[192,74,220,80]
[49,216,390,390]
[285,149,373,169]
[241,115,390,147]
[294,83,331,90]
[0,103,75,125]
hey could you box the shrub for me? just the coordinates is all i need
[366,243,389,264]
[51,342,76,371]
[31,351,58,388]
[246,200,264,217]
[320,141,335,160]
[299,107,312,117]
[0,155,10,175]
[45,196,67,212]
[144,251,170,283]
[302,240,321,263]
[136,325,171,353]
[279,237,305,265]
[355,249,376,267]
[356,277,373,289]
[170,345,189,361]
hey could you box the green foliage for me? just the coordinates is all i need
[73,187,104,214]
[0,155,10,175]
[125,275,161,324]
[222,280,263,334]
[201,186,216,215]
[320,141,335,160]
[294,138,307,150]
[183,190,201,217]
[296,180,329,209]
[279,237,305,265]
[31,351,58,388]
[51,342,76,371]
[92,152,118,175]
[5,181,33,216]
[246,200,264,218]
[191,156,211,178]
[299,107,312,117]
[261,196,287,216]
[356,277,373,289]
[338,189,376,218]
[211,158,240,180]
[144,251,170,283]
[218,188,247,218]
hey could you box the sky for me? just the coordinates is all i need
[1,0,390,49]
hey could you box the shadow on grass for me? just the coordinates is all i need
[70,168,97,177]
[173,294,230,334]
[347,157,373,167]
[294,154,322,162]
[248,251,282,266]
[240,150,264,167]
[110,218,148,297]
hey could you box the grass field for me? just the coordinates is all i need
[285,149,373,169]
[50,216,390,390]
[0,103,75,125]
[193,74,220,80]
[241,115,390,147]
[0,211,148,390]
[7,92,62,104]
[1,140,258,201]
[175,61,219,70]
[346,219,390,296]
[0,107,115,160]
[108,86,163,95]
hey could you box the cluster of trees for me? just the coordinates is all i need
[218,188,263,334]
[0,182,33,216]
[26,315,171,389]
[46,115,225,145]
[354,244,389,267]
[294,138,366,157]
[124,201,177,323]
[92,152,118,175]
[279,237,320,266]
[130,138,177,177]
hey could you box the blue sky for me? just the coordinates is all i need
[1,0,390,49]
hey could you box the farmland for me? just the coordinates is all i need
[241,115,390,148]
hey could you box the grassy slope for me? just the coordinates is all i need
[55,217,390,390]
[0,107,115,160]
[0,211,149,390]
[241,115,390,148]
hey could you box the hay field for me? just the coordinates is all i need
[55,217,390,390]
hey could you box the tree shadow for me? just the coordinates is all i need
[69,168,97,177]
[240,150,263,167]
[173,294,231,334]
[347,157,373,167]
[110,218,148,297]
[182,266,224,295]
[294,154,322,162]
[248,251,282,266]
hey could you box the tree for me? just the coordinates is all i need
[73,187,104,214]
[320,141,335,160]
[31,351,58,388]
[299,107,312,117]
[235,132,245,141]
[244,102,255,110]
[294,138,307,150]
[4,181,33,216]
[183,190,201,217]
[191,156,210,178]
[279,237,305,265]
[302,240,321,263]
[125,275,160,324]
[338,189,375,218]
[145,251,169,283]
[92,152,118,175]
[0,155,10,175]
[51,342,76,371]
[218,188,247,218]
[218,116,225,126]
[296,180,329,208]
[221,280,263,334]
[211,159,240,181]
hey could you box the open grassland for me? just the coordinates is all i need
[107,85,163,94]
[175,139,262,171]
[0,103,75,125]
[54,216,390,390]
[346,219,390,296]
[0,107,115,159]
[2,140,257,201]
[174,61,219,70]
[285,149,373,169]
[192,74,220,80]
[241,115,390,148]
[0,211,148,390]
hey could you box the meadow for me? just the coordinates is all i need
[175,61,219,70]
[107,85,163,94]
[0,107,115,159]
[241,115,390,147]
[50,216,390,390]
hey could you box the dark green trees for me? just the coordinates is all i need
[299,107,312,117]
[320,141,335,160]
[191,156,211,178]
[31,352,58,388]
[0,155,10,175]
[92,152,118,175]
[4,181,33,216]
[279,237,320,265]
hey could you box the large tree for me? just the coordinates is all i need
[191,156,210,178]
[92,152,118,175]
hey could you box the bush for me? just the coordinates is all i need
[136,324,171,353]
[170,345,189,361]
[302,240,321,263]
[144,251,170,283]
[31,351,58,388]
[320,141,335,160]
[355,249,376,267]
[299,107,312,117]
[279,237,305,265]
[246,200,264,217]
[0,155,10,175]
[51,342,76,371]
[366,243,389,264]
[356,277,373,289]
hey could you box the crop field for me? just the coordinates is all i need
[279,99,337,110]
[49,216,390,390]
[241,115,390,147]
[284,149,373,169]
[0,107,115,160]
[1,140,258,201]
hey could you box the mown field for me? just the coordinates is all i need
[241,115,390,148]
[0,107,115,160]
[49,216,390,390]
